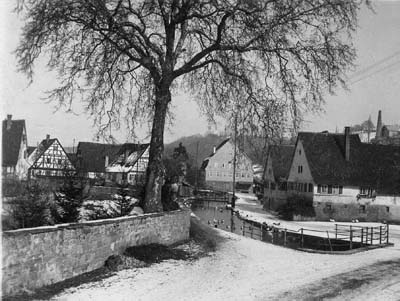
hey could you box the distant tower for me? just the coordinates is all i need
[376,110,382,138]
[367,115,372,142]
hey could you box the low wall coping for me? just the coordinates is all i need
[2,209,187,236]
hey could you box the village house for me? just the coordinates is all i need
[76,142,149,185]
[286,127,400,222]
[262,145,295,210]
[2,115,30,180]
[201,137,253,192]
[28,135,76,179]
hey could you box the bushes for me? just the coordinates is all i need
[277,195,315,221]
[4,182,54,229]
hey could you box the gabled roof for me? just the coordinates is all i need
[2,119,26,166]
[27,146,36,156]
[266,145,295,182]
[109,143,149,167]
[30,138,75,170]
[298,132,400,194]
[76,142,122,173]
[201,137,230,169]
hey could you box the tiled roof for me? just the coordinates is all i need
[298,132,400,194]
[76,142,149,173]
[2,119,26,166]
[110,143,149,167]
[267,145,295,182]
[201,137,230,169]
[76,142,122,173]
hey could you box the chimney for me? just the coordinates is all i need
[344,126,350,161]
[376,110,382,138]
[6,114,12,130]
[105,155,109,167]
[46,134,50,143]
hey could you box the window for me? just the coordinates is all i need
[271,182,276,190]
[304,183,307,192]
[386,206,390,213]
[299,149,301,155]
[241,173,245,178]
[339,186,343,194]
[332,185,339,194]
[317,185,321,193]
[58,159,62,164]
[359,205,366,213]
[24,150,27,159]
[309,183,313,193]
[297,165,303,173]
[328,185,332,194]
[47,158,51,163]
[265,181,269,189]
[321,185,327,193]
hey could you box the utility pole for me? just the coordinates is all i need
[231,113,238,232]
[195,141,199,191]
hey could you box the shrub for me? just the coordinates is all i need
[277,194,316,221]
[5,182,54,229]
[52,172,84,223]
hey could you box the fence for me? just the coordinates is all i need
[194,189,231,203]
[235,218,390,252]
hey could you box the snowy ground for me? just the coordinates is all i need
[48,194,400,300]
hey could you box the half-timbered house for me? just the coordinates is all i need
[28,135,75,179]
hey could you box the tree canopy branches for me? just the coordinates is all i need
[16,0,368,211]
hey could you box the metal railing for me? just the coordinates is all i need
[235,218,390,251]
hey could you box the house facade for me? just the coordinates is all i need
[28,135,75,179]
[2,115,30,180]
[201,138,253,192]
[76,142,149,185]
[287,127,400,222]
[262,145,294,210]
[105,143,149,185]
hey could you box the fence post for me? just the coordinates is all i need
[361,228,364,245]
[301,228,304,248]
[379,226,382,245]
[271,227,274,244]
[387,223,389,244]
[349,225,353,250]
[371,227,373,245]
[335,224,337,239]
[284,229,287,246]
[251,224,254,238]
[242,220,245,236]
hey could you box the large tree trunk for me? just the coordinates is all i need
[143,85,171,212]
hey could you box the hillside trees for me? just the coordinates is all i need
[16,0,367,212]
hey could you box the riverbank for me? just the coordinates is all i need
[47,216,400,300]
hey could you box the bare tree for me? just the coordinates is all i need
[16,0,367,212]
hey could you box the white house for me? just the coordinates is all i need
[201,138,253,192]
[287,127,400,222]
[2,115,30,180]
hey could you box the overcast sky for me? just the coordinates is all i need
[1,1,399,147]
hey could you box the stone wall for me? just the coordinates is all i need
[2,209,190,296]
[314,195,400,222]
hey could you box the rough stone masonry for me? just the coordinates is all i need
[2,209,190,296]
